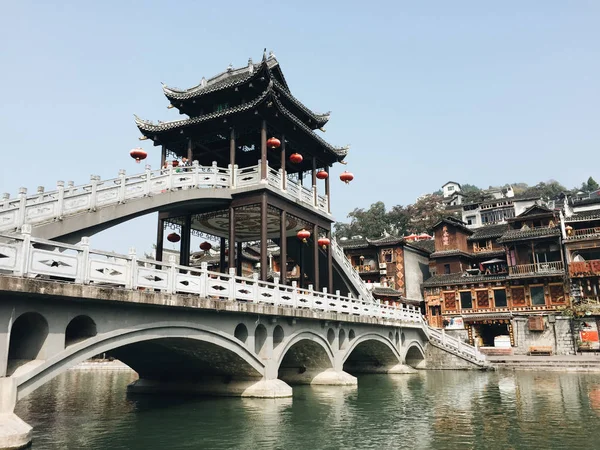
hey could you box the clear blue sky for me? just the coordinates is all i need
[1,1,599,254]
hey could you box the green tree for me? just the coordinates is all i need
[333,201,389,239]
[581,176,599,193]
[523,180,568,200]
[405,194,448,232]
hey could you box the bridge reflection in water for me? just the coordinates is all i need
[15,370,600,450]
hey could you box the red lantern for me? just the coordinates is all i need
[267,137,281,149]
[289,153,303,164]
[316,170,328,180]
[200,241,212,251]
[340,171,354,184]
[297,229,311,243]
[167,232,180,243]
[318,237,330,250]
[130,148,147,163]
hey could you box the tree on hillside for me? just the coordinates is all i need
[523,180,568,200]
[460,183,483,203]
[405,194,448,233]
[333,201,390,239]
[581,176,599,193]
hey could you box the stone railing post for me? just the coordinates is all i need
[144,164,152,196]
[308,284,314,309]
[89,175,99,211]
[16,187,27,228]
[278,169,284,190]
[228,268,236,301]
[56,181,65,219]
[36,186,44,203]
[212,161,218,187]
[441,328,446,346]
[168,254,177,294]
[252,273,259,301]
[76,237,90,284]
[67,181,75,196]
[166,162,174,190]
[16,224,32,277]
[2,192,9,210]
[232,164,238,188]
[228,164,234,188]
[456,337,462,354]
[312,186,317,206]
[127,247,137,290]
[291,281,298,308]
[118,170,126,202]
[192,160,200,187]
[200,262,208,297]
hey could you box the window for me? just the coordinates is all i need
[530,286,546,306]
[444,264,451,274]
[466,216,476,225]
[448,186,454,192]
[460,291,473,309]
[494,289,507,307]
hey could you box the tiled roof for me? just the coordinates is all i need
[430,249,473,258]
[471,250,506,258]
[338,237,369,249]
[338,235,406,250]
[497,226,561,243]
[369,236,404,246]
[372,287,403,297]
[467,224,509,241]
[406,239,435,254]
[136,83,349,158]
[565,209,600,222]
[516,204,553,217]
[432,217,473,235]
[572,196,600,207]
[422,272,507,287]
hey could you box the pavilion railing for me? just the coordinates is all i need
[0,161,331,233]
[0,227,423,324]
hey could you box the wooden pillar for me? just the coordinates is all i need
[313,223,319,290]
[179,215,192,266]
[187,138,193,162]
[228,207,236,270]
[260,120,267,180]
[219,237,226,273]
[237,241,243,276]
[325,166,331,213]
[280,209,287,285]
[229,128,236,168]
[281,135,286,190]
[299,171,303,186]
[327,229,333,292]
[260,194,268,281]
[155,217,164,263]
[160,145,167,167]
[311,157,317,187]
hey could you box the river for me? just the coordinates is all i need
[14,369,600,449]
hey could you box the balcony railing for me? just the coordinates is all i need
[354,264,379,273]
[473,244,493,253]
[569,260,600,278]
[508,261,564,276]
[565,227,600,240]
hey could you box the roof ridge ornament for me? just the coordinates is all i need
[248,57,253,74]
[200,77,207,88]
[227,63,233,72]
[268,50,276,59]
[262,48,267,61]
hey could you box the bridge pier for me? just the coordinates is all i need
[0,378,32,450]
[127,376,292,398]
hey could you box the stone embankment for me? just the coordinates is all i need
[488,354,600,372]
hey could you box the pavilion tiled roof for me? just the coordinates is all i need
[497,226,561,243]
[136,82,349,158]
[372,287,403,297]
[338,235,406,250]
[432,217,473,235]
[467,224,509,241]
[422,272,507,287]
[161,57,329,127]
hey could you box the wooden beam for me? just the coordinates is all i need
[229,207,236,270]
[281,134,286,190]
[229,128,236,168]
[220,237,226,273]
[280,209,287,285]
[313,223,320,290]
[261,119,267,180]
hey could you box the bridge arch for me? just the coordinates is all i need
[7,312,49,374]
[15,321,265,401]
[404,341,426,369]
[342,332,402,374]
[276,331,335,384]
[65,315,97,347]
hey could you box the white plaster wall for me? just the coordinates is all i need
[404,247,430,301]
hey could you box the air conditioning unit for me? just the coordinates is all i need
[379,263,387,269]
[379,270,387,275]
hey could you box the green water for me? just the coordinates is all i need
[14,370,600,449]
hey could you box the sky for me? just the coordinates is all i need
[1,1,599,254]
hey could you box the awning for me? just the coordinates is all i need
[482,258,505,265]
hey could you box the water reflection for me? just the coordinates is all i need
[14,370,600,450]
